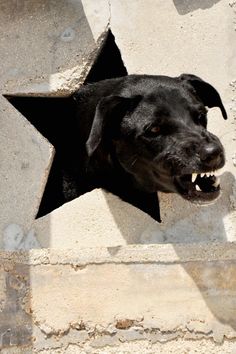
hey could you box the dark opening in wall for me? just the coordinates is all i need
[84,30,127,83]
[5,30,127,218]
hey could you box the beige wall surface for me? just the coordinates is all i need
[0,0,236,353]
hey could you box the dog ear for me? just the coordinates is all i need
[179,74,227,120]
[86,95,142,157]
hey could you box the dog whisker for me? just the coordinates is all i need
[131,157,138,167]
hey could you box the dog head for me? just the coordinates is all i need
[86,74,227,203]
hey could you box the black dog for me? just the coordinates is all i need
[68,74,227,221]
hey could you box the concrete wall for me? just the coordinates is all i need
[1,0,235,248]
[0,0,236,353]
[1,244,236,353]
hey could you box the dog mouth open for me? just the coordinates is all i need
[174,170,221,203]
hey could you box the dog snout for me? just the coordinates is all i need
[199,143,225,169]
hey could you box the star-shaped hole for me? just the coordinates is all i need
[5,30,127,218]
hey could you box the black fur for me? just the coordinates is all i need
[69,74,227,221]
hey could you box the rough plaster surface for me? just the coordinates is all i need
[0,0,110,96]
[28,340,236,354]
[1,245,236,352]
[0,95,54,248]
[2,340,236,354]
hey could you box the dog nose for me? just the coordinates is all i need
[200,143,224,168]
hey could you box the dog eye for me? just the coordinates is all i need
[151,126,160,133]
[144,126,161,138]
[146,126,161,136]
[144,125,162,138]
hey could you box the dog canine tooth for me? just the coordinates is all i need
[213,177,220,187]
[191,173,198,183]
[215,168,223,176]
[195,184,202,191]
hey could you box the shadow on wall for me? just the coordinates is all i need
[173,0,222,15]
[105,170,236,331]
[104,171,235,244]
[173,171,236,332]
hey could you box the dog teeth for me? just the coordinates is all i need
[191,173,198,183]
[215,168,222,176]
[198,171,215,179]
[213,177,220,188]
[195,184,202,191]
